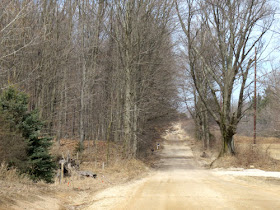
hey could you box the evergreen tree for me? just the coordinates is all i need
[0,112,28,171]
[0,87,28,129]
[0,87,55,183]
[22,111,56,182]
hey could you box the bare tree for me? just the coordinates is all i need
[176,0,274,154]
[0,0,178,159]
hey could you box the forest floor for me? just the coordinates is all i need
[1,121,280,209]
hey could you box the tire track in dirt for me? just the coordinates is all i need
[85,123,280,210]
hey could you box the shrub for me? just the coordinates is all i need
[0,86,55,183]
[0,115,28,171]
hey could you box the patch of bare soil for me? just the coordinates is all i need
[179,120,219,168]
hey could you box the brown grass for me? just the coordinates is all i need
[236,144,280,170]
[51,138,148,186]
[182,120,280,171]
[235,136,280,144]
[59,138,148,208]
[0,117,173,209]
[1,137,150,209]
[0,162,53,209]
[51,158,148,195]
[211,144,280,171]
[0,162,31,183]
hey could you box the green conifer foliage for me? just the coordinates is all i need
[22,111,56,182]
[1,87,28,129]
[0,87,55,183]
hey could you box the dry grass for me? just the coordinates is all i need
[182,120,280,171]
[212,144,280,171]
[0,162,28,183]
[0,118,172,209]
[51,138,148,186]
[236,144,279,169]
[0,162,53,209]
[235,135,280,144]
[51,140,149,207]
[0,161,48,187]
[106,158,148,178]
[1,138,150,209]
[51,139,123,160]
[209,129,280,170]
[51,158,148,193]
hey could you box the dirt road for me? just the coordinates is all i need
[85,123,280,210]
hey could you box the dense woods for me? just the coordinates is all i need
[0,0,178,161]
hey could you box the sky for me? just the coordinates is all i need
[248,2,280,97]
[176,0,280,112]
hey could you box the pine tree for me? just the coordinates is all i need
[0,87,56,183]
[21,111,56,183]
[0,87,28,129]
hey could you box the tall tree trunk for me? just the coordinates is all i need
[80,58,86,143]
[124,63,132,156]
[123,0,134,157]
[79,0,86,144]
[132,103,138,157]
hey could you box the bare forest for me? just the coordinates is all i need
[1,0,280,205]
[177,0,280,155]
[0,0,178,160]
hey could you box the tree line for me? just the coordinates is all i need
[0,0,178,159]
[176,0,275,154]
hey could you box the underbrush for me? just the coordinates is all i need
[233,144,279,171]
[181,119,280,171]
[0,162,31,183]
[0,117,171,209]
[0,162,51,209]
[53,139,149,185]
[0,139,149,209]
[235,135,280,144]
[210,144,280,171]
